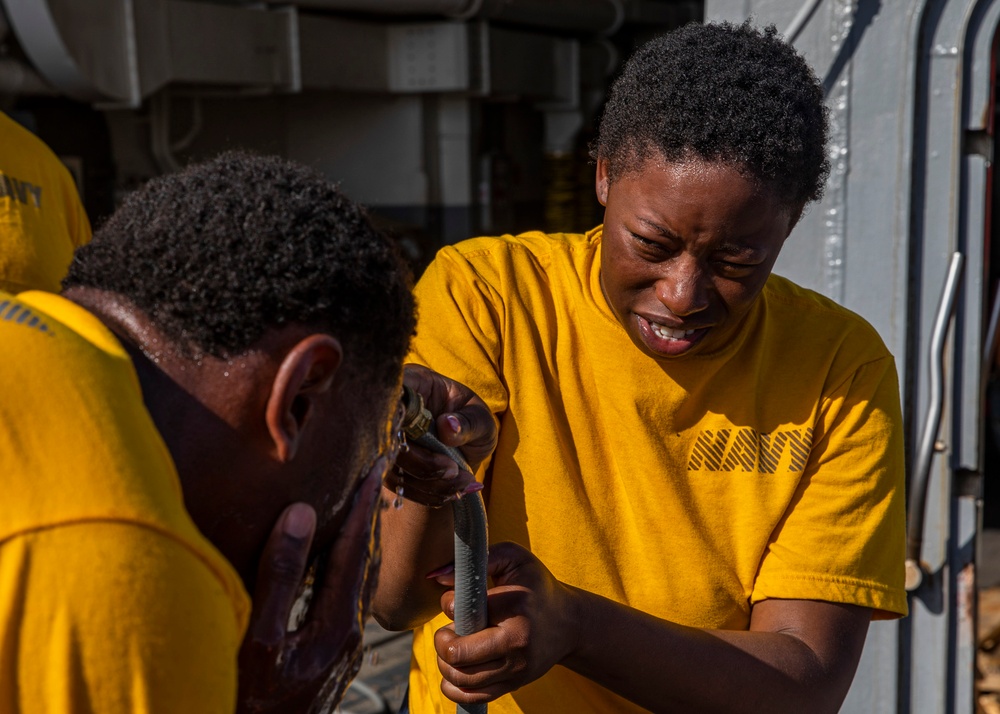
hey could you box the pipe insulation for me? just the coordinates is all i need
[3,0,615,103]
[0,0,103,100]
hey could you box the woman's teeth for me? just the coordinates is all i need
[650,322,695,341]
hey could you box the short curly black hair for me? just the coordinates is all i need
[65,151,415,386]
[594,21,829,207]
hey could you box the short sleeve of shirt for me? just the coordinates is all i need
[751,354,908,619]
[1,522,244,713]
[410,244,509,422]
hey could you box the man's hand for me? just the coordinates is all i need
[237,459,385,714]
[386,364,498,507]
[431,542,578,705]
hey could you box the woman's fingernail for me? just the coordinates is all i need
[461,481,485,495]
[425,563,455,579]
[445,415,462,435]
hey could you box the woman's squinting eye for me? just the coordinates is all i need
[714,259,760,276]
[629,232,671,251]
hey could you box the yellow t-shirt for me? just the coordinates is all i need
[0,290,251,713]
[407,228,907,714]
[0,112,91,294]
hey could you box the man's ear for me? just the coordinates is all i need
[265,334,342,462]
[595,158,610,206]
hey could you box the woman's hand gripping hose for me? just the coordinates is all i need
[399,380,490,714]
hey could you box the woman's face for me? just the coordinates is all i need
[597,154,799,359]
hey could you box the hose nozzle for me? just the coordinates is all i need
[401,384,433,440]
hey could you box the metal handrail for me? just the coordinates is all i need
[905,251,964,591]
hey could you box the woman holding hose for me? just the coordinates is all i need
[378,21,907,714]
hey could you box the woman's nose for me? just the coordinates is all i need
[655,259,710,317]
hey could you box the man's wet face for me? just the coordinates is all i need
[597,155,797,359]
[305,378,401,552]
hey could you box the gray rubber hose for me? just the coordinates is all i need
[403,387,489,714]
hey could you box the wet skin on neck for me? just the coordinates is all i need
[62,286,396,591]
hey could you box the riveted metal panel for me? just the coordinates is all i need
[705,0,998,708]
